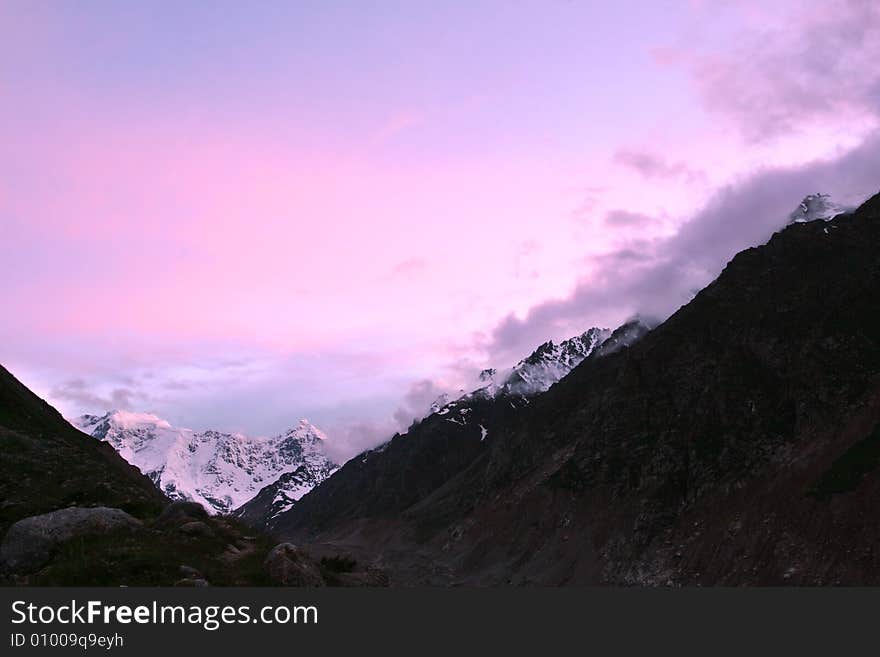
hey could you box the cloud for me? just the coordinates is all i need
[614,150,704,182]
[487,130,880,362]
[49,378,138,412]
[321,378,457,462]
[487,3,880,362]
[604,210,656,227]
[683,0,880,141]
[391,378,449,430]
[320,419,395,465]
[162,380,191,391]
[328,365,485,460]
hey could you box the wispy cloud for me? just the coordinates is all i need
[50,379,139,413]
[614,150,705,183]
[604,210,657,228]
[682,0,880,142]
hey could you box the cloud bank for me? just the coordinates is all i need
[489,132,880,363]
[487,0,880,362]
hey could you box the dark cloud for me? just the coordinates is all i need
[488,131,880,362]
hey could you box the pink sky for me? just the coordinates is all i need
[2,1,878,456]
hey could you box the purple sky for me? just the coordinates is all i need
[2,1,879,459]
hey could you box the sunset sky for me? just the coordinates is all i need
[2,1,879,457]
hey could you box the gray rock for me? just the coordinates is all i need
[178,521,214,538]
[264,543,325,587]
[174,577,210,587]
[0,507,142,573]
[154,501,208,528]
[179,565,202,578]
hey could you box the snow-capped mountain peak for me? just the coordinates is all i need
[787,193,849,224]
[500,326,612,396]
[428,326,613,425]
[478,368,497,382]
[429,394,451,414]
[71,411,337,515]
[392,322,650,452]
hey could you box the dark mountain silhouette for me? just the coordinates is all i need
[0,367,286,585]
[234,463,338,531]
[273,191,880,585]
[0,364,167,536]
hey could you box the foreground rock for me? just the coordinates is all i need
[0,507,142,573]
[264,543,325,587]
[154,501,209,528]
[178,521,214,538]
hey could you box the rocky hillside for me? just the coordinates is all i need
[275,191,880,585]
[0,365,166,538]
[0,369,369,586]
[235,464,340,531]
[487,326,612,397]
[253,321,642,536]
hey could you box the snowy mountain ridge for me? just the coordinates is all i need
[787,193,850,224]
[424,324,649,431]
[72,411,337,515]
[497,326,613,396]
[436,326,613,410]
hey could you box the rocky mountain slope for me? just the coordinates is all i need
[265,319,652,549]
[0,367,273,585]
[0,366,166,539]
[73,412,337,515]
[0,369,369,586]
[234,467,333,530]
[275,191,880,585]
[485,326,612,397]
[787,192,850,224]
[234,322,640,534]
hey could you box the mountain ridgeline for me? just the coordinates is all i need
[272,191,880,585]
[0,372,361,586]
[73,412,337,516]
[0,367,167,537]
[3,190,879,586]
[261,319,649,541]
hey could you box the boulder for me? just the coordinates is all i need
[264,543,325,587]
[154,501,209,528]
[0,507,142,573]
[178,521,214,538]
[179,565,202,578]
[174,577,210,587]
